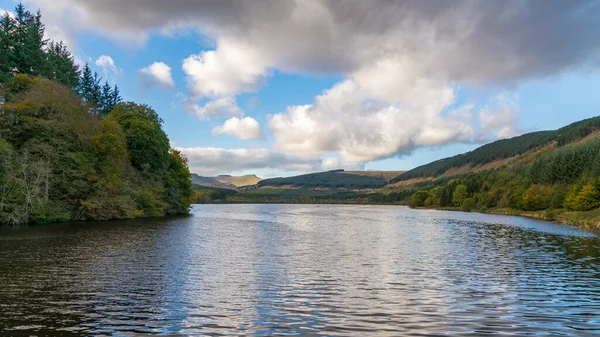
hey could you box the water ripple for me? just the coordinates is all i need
[0,204,599,336]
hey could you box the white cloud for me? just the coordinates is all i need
[477,94,521,141]
[182,39,270,99]
[268,79,474,162]
[212,117,264,140]
[0,8,14,18]
[27,0,600,170]
[184,96,243,120]
[180,147,363,175]
[95,55,121,80]
[140,62,175,88]
[33,1,600,83]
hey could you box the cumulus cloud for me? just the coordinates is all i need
[27,1,600,81]
[477,94,521,141]
[140,62,175,88]
[268,79,474,162]
[28,0,600,169]
[212,117,264,140]
[183,96,243,120]
[95,55,121,79]
[182,39,270,99]
[179,147,359,175]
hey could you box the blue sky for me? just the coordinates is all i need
[3,1,600,177]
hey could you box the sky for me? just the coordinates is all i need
[2,0,600,178]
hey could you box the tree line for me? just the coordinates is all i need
[0,4,192,225]
[407,133,600,215]
[0,4,121,115]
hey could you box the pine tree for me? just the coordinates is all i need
[111,84,122,107]
[90,72,102,107]
[0,13,15,82]
[11,4,46,76]
[99,81,113,116]
[27,10,47,76]
[78,63,93,100]
[44,41,79,89]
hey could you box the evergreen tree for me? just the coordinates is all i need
[0,13,16,82]
[111,85,122,107]
[44,41,79,89]
[78,63,93,99]
[12,4,46,76]
[99,81,113,116]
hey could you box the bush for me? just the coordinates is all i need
[461,198,476,212]
[409,190,431,208]
[564,182,600,211]
[522,184,553,211]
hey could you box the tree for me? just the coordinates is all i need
[44,41,79,89]
[565,182,600,211]
[109,102,170,177]
[461,198,476,212]
[409,190,431,208]
[12,5,47,77]
[522,184,553,211]
[99,81,113,116]
[0,12,16,82]
[164,149,192,215]
[0,3,193,225]
[452,184,468,206]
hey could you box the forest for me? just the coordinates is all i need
[405,134,600,229]
[0,4,192,225]
[258,170,388,189]
[392,116,600,182]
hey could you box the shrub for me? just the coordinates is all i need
[461,198,476,212]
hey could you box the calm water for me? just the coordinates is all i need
[1,204,599,336]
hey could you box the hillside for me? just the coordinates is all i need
[390,116,600,183]
[215,174,262,187]
[191,174,262,189]
[343,170,405,182]
[0,4,192,225]
[257,169,388,189]
[399,119,600,229]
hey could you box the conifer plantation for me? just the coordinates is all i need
[0,4,192,225]
[402,117,600,228]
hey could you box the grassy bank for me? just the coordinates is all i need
[434,207,600,231]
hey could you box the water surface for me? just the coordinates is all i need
[1,204,599,336]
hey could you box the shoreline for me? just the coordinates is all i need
[417,206,600,232]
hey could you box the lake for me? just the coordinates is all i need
[0,204,599,336]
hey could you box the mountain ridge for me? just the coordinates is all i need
[191,174,263,189]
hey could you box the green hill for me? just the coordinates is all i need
[391,116,600,183]
[398,117,600,230]
[257,169,388,189]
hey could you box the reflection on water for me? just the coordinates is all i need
[0,204,599,336]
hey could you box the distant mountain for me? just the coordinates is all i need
[191,174,262,189]
[214,174,262,187]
